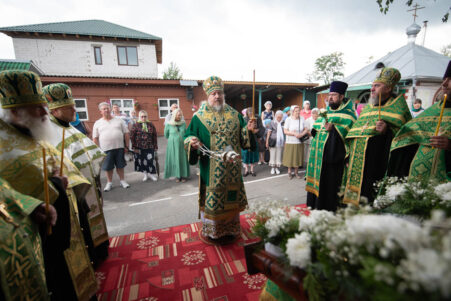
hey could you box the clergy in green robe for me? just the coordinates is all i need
[0,177,57,301]
[306,81,356,211]
[388,61,451,181]
[164,108,190,181]
[184,76,257,243]
[44,83,110,266]
[342,67,411,206]
[0,71,98,301]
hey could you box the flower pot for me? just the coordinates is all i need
[264,242,284,258]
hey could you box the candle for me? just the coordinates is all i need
[434,93,448,137]
[252,70,255,119]
[42,148,52,235]
[378,92,381,120]
[59,128,65,176]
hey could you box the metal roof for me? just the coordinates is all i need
[0,20,161,41]
[344,42,450,86]
[0,59,43,75]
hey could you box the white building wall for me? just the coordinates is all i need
[13,38,158,78]
[405,82,441,110]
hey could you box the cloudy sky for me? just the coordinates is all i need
[0,0,449,82]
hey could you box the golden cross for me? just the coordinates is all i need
[407,3,425,23]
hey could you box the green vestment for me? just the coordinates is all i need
[0,177,49,301]
[343,95,411,206]
[0,119,97,301]
[164,121,190,179]
[306,99,356,197]
[184,103,255,238]
[390,100,451,181]
[49,115,109,248]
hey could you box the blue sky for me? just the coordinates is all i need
[0,0,449,82]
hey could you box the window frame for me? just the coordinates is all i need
[109,98,135,117]
[116,46,139,66]
[94,46,102,65]
[73,98,89,121]
[158,98,179,119]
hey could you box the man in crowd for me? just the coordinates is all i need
[306,81,356,211]
[184,76,256,244]
[93,102,130,191]
[342,67,411,206]
[0,70,97,300]
[44,83,110,265]
[388,60,450,181]
[0,177,56,300]
[165,103,180,124]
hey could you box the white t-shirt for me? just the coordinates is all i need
[284,116,305,144]
[93,117,129,151]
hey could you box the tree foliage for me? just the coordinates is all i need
[441,43,451,58]
[312,52,345,85]
[162,62,183,79]
[376,0,449,22]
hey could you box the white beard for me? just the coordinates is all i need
[369,95,378,105]
[12,110,54,142]
[211,104,223,112]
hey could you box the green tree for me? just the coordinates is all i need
[441,43,451,58]
[312,52,345,85]
[162,62,183,79]
[376,0,449,22]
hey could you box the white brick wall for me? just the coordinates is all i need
[13,38,158,78]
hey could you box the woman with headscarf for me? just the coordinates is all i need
[130,110,158,181]
[242,107,265,176]
[164,108,190,182]
[265,110,285,175]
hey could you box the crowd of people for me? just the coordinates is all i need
[0,60,449,299]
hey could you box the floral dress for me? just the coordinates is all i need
[130,121,158,174]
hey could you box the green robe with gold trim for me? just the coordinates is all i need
[342,94,411,206]
[388,99,451,181]
[49,115,109,262]
[0,177,49,301]
[0,119,98,301]
[184,103,255,238]
[306,99,356,210]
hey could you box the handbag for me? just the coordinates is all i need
[268,136,276,147]
[298,118,308,143]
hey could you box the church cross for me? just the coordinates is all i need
[407,3,425,23]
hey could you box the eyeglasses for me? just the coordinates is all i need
[140,115,148,118]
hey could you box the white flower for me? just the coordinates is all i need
[435,182,451,202]
[385,183,406,200]
[286,232,311,269]
[265,208,289,238]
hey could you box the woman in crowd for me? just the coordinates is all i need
[300,100,312,120]
[282,105,309,179]
[304,108,319,167]
[261,100,274,121]
[266,110,285,175]
[410,98,425,118]
[242,107,265,176]
[130,110,158,181]
[164,109,190,182]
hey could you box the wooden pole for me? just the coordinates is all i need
[42,148,52,235]
[434,93,448,136]
[252,70,255,119]
[59,128,65,176]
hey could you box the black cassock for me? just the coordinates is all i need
[307,126,346,211]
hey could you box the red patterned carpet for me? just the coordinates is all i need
[95,213,266,301]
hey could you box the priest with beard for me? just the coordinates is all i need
[388,60,451,182]
[44,83,109,266]
[184,76,257,244]
[342,67,411,206]
[306,81,356,211]
[0,71,97,301]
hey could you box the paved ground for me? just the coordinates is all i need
[101,137,307,237]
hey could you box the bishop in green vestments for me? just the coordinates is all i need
[388,61,451,181]
[306,81,356,211]
[342,67,411,206]
[184,76,257,243]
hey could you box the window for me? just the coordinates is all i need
[117,46,138,66]
[74,99,89,121]
[94,46,102,65]
[158,98,179,118]
[110,99,134,117]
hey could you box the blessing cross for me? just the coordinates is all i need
[407,3,425,23]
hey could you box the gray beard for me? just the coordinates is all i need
[211,104,223,112]
[13,110,54,142]
[369,95,378,105]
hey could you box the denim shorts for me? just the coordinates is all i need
[102,148,127,171]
